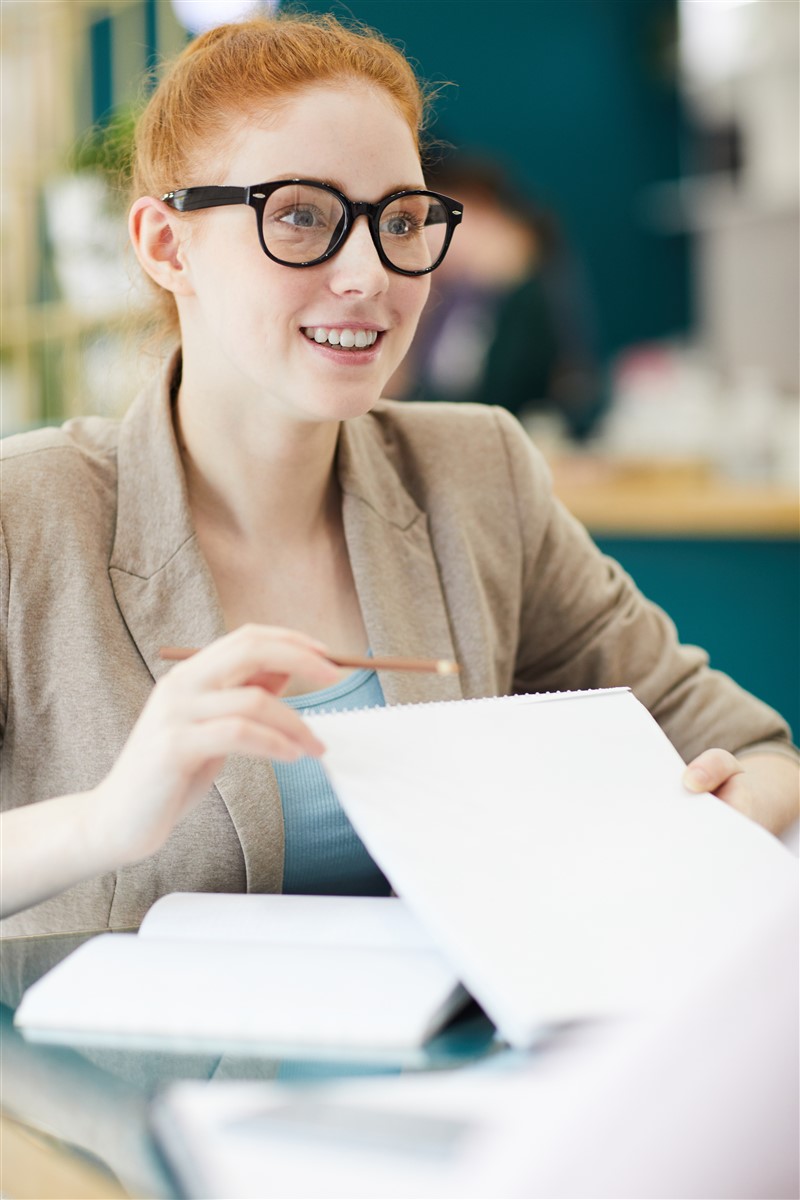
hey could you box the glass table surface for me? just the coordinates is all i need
[0,930,503,1199]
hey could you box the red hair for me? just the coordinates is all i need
[132,13,430,334]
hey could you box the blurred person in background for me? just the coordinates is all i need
[392,153,605,441]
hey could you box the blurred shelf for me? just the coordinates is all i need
[0,0,184,428]
[549,456,799,537]
[0,301,150,349]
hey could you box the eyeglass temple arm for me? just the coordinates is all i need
[161,186,247,212]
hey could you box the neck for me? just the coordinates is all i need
[174,382,342,548]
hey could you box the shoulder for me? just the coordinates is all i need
[365,399,550,495]
[369,395,526,441]
[0,417,120,552]
[1,416,119,478]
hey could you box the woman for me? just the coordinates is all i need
[1,14,796,929]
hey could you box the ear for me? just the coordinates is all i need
[129,196,194,297]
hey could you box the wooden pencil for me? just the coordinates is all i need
[158,646,460,675]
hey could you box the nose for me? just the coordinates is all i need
[326,214,389,297]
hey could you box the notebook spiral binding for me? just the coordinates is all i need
[312,686,630,718]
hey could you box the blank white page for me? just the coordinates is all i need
[307,689,799,1045]
[15,934,464,1053]
[139,893,436,951]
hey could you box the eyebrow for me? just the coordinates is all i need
[284,175,427,196]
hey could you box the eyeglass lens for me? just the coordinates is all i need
[261,183,449,270]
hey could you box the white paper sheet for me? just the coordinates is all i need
[308,689,798,1043]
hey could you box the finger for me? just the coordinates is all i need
[163,625,338,693]
[713,774,751,808]
[189,686,326,756]
[683,747,744,794]
[245,670,291,694]
[178,716,321,768]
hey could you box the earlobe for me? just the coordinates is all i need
[129,197,193,296]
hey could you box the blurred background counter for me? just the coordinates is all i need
[545,450,799,743]
[549,457,798,537]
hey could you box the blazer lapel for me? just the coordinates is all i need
[108,360,283,892]
[107,373,463,893]
[338,416,464,708]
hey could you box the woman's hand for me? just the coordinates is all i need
[0,626,340,920]
[683,748,800,836]
[96,625,340,866]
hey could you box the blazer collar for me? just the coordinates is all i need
[109,355,282,889]
[337,413,463,707]
[110,359,462,706]
[108,359,463,884]
[109,352,226,683]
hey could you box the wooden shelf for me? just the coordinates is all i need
[0,0,184,428]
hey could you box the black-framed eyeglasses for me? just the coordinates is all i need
[161,179,463,276]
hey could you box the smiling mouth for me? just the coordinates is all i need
[302,326,381,349]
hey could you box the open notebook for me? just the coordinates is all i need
[15,688,798,1054]
[13,893,468,1056]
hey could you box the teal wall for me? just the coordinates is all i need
[596,538,800,741]
[304,0,691,365]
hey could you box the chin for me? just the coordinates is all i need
[298,371,393,420]
[303,390,384,423]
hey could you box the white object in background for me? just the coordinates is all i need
[171,0,275,35]
[678,0,754,90]
[772,391,800,491]
[599,343,722,462]
[719,366,785,483]
[43,174,133,318]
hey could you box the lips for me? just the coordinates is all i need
[302,326,380,349]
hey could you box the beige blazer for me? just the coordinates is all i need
[0,357,793,937]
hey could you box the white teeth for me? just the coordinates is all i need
[303,327,379,349]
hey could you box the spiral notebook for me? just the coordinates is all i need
[15,688,798,1054]
[304,687,798,1046]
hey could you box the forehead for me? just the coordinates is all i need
[218,83,424,195]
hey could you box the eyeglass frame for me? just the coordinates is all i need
[161,178,463,276]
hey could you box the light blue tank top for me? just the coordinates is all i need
[273,665,390,896]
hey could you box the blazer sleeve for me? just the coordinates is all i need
[492,407,797,765]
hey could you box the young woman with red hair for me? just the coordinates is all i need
[1,14,796,928]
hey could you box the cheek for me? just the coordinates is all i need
[192,246,305,338]
[396,276,430,335]
[410,276,431,318]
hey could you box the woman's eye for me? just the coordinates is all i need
[278,207,323,228]
[381,212,423,238]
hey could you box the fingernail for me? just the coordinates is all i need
[683,766,709,792]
